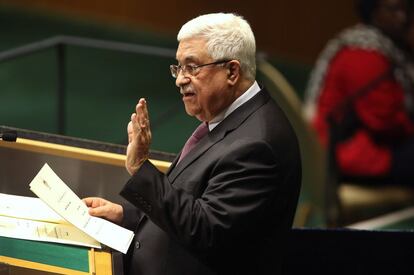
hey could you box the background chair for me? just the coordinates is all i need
[257,60,327,227]
[326,117,414,226]
[257,59,414,228]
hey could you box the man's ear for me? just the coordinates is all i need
[226,60,241,85]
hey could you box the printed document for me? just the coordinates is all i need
[29,163,134,254]
[0,214,101,248]
[0,193,100,248]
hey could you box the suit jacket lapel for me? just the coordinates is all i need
[167,132,219,181]
[167,88,270,182]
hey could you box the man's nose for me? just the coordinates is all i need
[175,72,190,87]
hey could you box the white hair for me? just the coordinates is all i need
[177,13,256,80]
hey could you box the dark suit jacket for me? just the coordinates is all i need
[120,87,301,275]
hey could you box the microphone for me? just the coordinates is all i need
[0,130,17,142]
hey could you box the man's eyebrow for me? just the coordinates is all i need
[177,55,199,64]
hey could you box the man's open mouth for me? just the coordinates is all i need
[182,91,195,97]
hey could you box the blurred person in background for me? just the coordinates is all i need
[305,0,414,184]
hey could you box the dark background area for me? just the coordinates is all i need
[0,1,359,153]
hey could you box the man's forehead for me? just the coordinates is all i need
[176,37,209,61]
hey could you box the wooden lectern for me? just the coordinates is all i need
[0,236,112,274]
[0,126,173,275]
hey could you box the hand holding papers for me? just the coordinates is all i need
[29,163,134,254]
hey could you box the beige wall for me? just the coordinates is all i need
[0,0,359,64]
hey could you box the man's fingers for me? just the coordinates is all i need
[83,197,104,208]
[131,112,140,132]
[136,98,150,129]
[129,99,150,135]
[88,206,107,217]
[83,197,101,207]
[82,197,93,207]
[141,99,150,127]
[125,98,151,175]
[127,121,134,143]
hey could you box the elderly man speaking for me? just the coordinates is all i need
[84,13,301,275]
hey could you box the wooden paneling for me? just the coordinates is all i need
[0,0,358,64]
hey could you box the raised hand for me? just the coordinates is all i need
[126,98,152,175]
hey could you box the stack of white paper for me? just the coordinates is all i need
[0,163,135,254]
[0,193,100,249]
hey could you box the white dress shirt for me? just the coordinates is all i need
[208,81,261,131]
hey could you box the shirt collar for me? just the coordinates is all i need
[208,81,261,131]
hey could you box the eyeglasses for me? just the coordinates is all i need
[170,60,230,78]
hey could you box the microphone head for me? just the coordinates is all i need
[1,131,17,142]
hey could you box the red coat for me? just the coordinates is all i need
[313,47,414,177]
